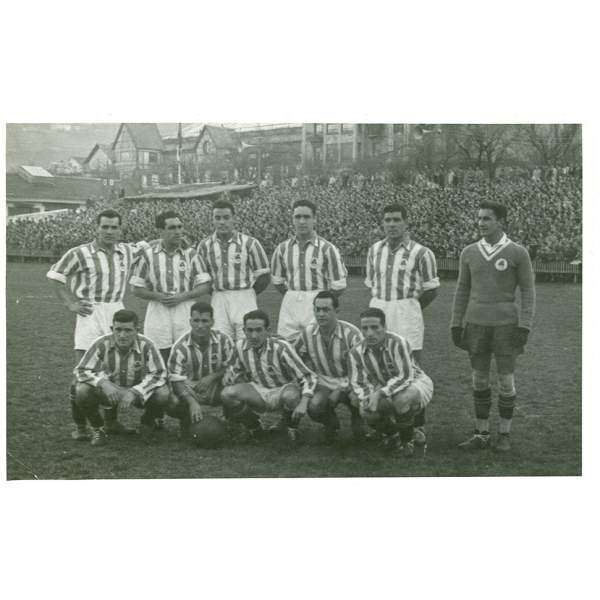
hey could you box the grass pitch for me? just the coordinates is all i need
[6,263,581,479]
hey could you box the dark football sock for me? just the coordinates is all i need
[396,410,415,444]
[414,407,426,428]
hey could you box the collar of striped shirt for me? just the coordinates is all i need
[186,329,218,348]
[291,233,320,247]
[107,335,143,355]
[152,240,186,255]
[91,240,126,255]
[312,321,344,340]
[383,235,413,251]
[241,336,275,355]
[360,333,393,355]
[211,231,242,246]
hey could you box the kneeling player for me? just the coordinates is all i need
[73,309,175,446]
[294,291,365,443]
[221,310,317,444]
[167,302,234,434]
[348,307,433,457]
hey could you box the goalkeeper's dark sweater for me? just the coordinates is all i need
[451,238,535,330]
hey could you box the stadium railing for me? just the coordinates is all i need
[343,255,582,282]
[7,248,582,282]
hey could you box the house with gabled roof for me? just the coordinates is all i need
[112,123,167,189]
[83,143,115,174]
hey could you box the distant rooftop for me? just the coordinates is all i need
[19,165,53,178]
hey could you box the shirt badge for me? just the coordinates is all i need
[494,258,508,272]
[133,360,142,370]
[179,260,187,271]
[399,258,408,268]
[233,252,243,265]
[210,353,220,363]
[309,258,319,270]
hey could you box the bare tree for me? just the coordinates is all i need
[522,124,581,166]
[455,125,516,180]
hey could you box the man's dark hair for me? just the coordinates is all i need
[480,201,508,222]
[292,199,317,216]
[383,204,407,220]
[96,209,122,226]
[113,309,138,327]
[213,199,235,215]
[314,290,339,309]
[156,210,181,229]
[243,309,270,328]
[190,302,213,317]
[359,307,386,326]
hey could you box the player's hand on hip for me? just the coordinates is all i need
[513,327,529,348]
[451,326,465,349]
[70,299,94,317]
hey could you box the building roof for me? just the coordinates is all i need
[19,165,53,178]
[200,125,240,151]
[113,123,165,151]
[162,136,199,153]
[123,182,255,201]
[6,173,105,201]
[84,143,115,165]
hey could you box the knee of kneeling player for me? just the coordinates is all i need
[362,411,381,427]
[148,385,170,409]
[392,389,417,414]
[307,396,327,420]
[221,385,242,409]
[497,373,516,397]
[74,383,96,406]
[280,386,301,411]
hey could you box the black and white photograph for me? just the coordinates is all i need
[1,3,597,600]
[5,122,582,478]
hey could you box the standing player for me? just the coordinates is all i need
[364,203,439,448]
[451,201,535,452]
[131,210,211,364]
[167,302,234,433]
[294,291,365,443]
[221,310,317,444]
[271,199,347,339]
[197,198,270,341]
[348,308,434,457]
[47,209,144,440]
[73,309,170,446]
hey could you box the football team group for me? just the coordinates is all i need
[47,196,536,457]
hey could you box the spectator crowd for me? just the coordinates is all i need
[7,176,582,263]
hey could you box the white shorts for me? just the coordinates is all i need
[277,290,318,340]
[249,382,299,411]
[212,289,257,342]
[317,374,350,391]
[74,301,124,350]
[359,372,433,415]
[410,372,434,409]
[369,297,424,351]
[143,299,194,349]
